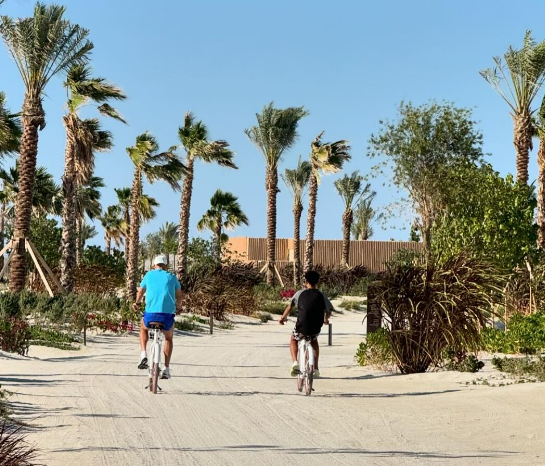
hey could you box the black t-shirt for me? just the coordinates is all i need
[292,289,332,336]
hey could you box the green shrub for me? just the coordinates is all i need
[218,321,234,330]
[346,276,373,297]
[174,318,203,333]
[492,356,545,381]
[480,312,545,355]
[258,312,273,323]
[253,284,282,302]
[443,349,484,372]
[339,300,363,311]
[0,420,41,465]
[29,326,79,351]
[0,318,30,356]
[0,293,21,319]
[355,328,393,369]
[374,253,501,373]
[259,301,289,316]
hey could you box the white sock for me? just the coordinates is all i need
[140,351,147,360]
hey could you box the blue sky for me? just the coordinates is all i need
[0,0,544,246]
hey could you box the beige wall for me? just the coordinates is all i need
[227,237,423,273]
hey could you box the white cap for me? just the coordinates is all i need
[153,254,168,266]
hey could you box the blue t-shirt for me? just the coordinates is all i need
[140,269,181,314]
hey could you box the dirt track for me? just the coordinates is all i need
[1,310,544,466]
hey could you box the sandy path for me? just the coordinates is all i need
[1,310,544,466]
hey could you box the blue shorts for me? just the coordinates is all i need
[143,313,175,331]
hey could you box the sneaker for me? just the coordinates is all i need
[161,367,171,380]
[313,369,320,378]
[290,361,300,377]
[138,356,148,370]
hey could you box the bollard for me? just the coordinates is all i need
[209,313,213,335]
[328,323,332,346]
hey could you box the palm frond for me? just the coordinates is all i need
[245,102,308,167]
[281,155,311,204]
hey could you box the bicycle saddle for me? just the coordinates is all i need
[148,322,166,329]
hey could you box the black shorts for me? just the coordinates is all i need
[292,326,319,342]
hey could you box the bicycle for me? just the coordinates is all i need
[145,322,165,394]
[296,335,315,396]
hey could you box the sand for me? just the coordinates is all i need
[1,307,544,466]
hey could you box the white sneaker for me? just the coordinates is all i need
[161,367,171,380]
[138,353,148,370]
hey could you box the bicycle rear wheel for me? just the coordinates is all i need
[305,347,314,396]
[149,343,160,394]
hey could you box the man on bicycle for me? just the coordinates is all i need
[133,254,182,380]
[279,270,333,378]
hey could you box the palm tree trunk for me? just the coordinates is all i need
[304,171,318,273]
[176,156,194,285]
[341,209,353,267]
[538,135,545,250]
[215,212,222,263]
[124,209,130,264]
[9,96,45,293]
[0,200,5,272]
[105,235,111,256]
[265,167,278,285]
[76,218,83,266]
[293,201,302,288]
[127,169,142,300]
[60,122,77,292]
[514,110,533,185]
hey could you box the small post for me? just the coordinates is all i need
[328,323,332,346]
[209,312,213,335]
[83,319,87,346]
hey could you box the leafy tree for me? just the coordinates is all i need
[141,232,162,270]
[125,132,185,299]
[158,221,178,269]
[245,102,308,284]
[100,205,124,255]
[334,171,371,266]
[481,31,545,185]
[197,190,249,261]
[29,216,62,269]
[368,101,484,252]
[351,192,379,240]
[175,112,236,282]
[304,132,350,272]
[431,162,536,270]
[60,64,125,292]
[83,245,125,276]
[0,3,93,292]
[281,156,311,287]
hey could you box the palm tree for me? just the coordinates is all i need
[0,3,93,292]
[74,176,103,266]
[197,190,249,261]
[60,64,125,291]
[281,156,311,288]
[0,92,21,269]
[100,205,124,255]
[158,221,178,269]
[78,222,97,253]
[175,112,236,283]
[334,171,371,267]
[126,132,185,299]
[351,193,380,240]
[245,103,308,284]
[481,31,545,185]
[115,187,158,262]
[304,132,351,272]
[0,92,21,156]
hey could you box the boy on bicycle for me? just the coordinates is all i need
[279,270,333,378]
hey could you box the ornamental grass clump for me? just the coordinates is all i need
[376,253,502,374]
